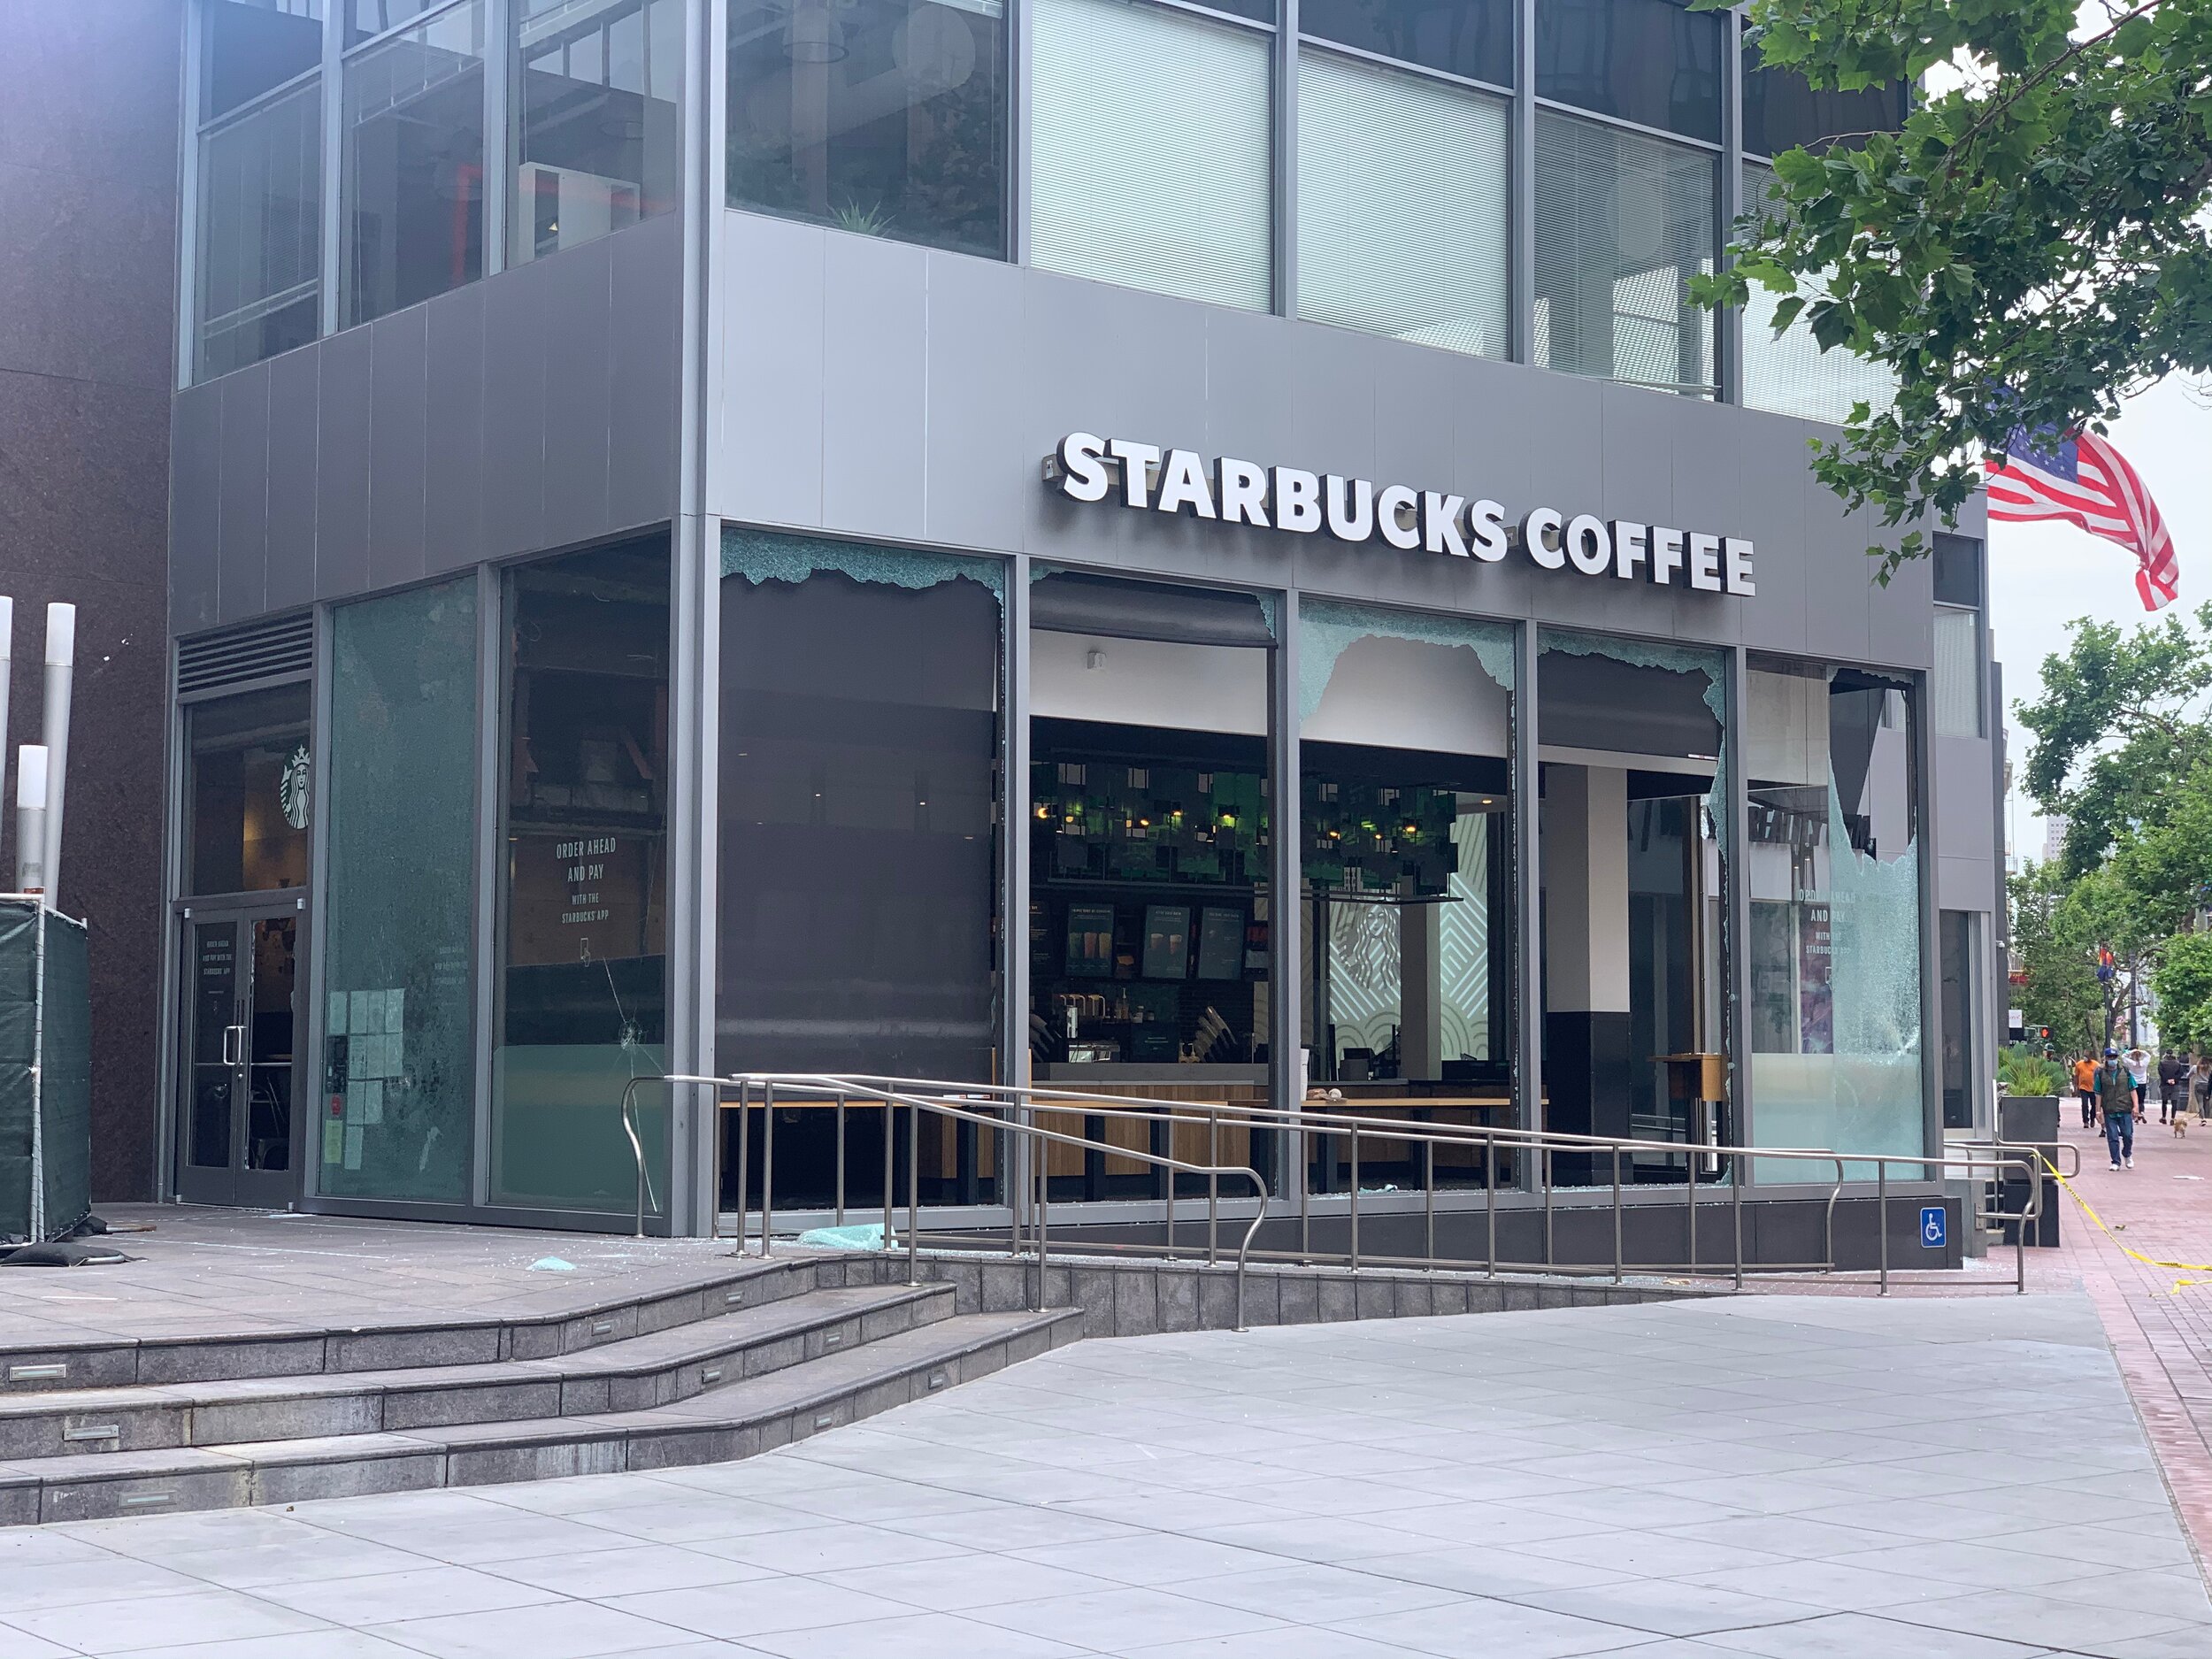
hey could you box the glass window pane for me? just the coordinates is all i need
[1747,660,1924,1176]
[187,684,313,895]
[343,0,487,325]
[512,0,682,264]
[1300,0,1513,88]
[348,0,447,45]
[718,553,1002,1208]
[1939,909,1978,1131]
[1932,532,1982,608]
[726,0,1007,258]
[1932,608,1981,739]
[1533,111,1715,396]
[197,80,323,380]
[1534,0,1720,142]
[491,541,670,1212]
[1739,161,1896,424]
[322,579,478,1202]
[204,0,324,122]
[1030,0,1271,311]
[1537,635,1731,1185]
[1296,48,1509,359]
[1742,47,1906,157]
[1299,607,1517,1196]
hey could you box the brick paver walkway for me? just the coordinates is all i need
[2041,1102,2212,1568]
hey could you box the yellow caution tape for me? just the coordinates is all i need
[2039,1153,2212,1277]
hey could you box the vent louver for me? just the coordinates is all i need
[176,614,312,697]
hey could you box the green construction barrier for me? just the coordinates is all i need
[0,899,91,1241]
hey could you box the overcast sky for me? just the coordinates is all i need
[1986,376,2209,868]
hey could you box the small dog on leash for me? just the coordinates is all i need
[2176,1113,2190,1138]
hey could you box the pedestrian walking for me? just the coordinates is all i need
[2126,1046,2152,1118]
[2075,1053,2100,1127]
[2098,1048,2139,1170]
[2195,1054,2211,1123]
[2161,1051,2186,1123]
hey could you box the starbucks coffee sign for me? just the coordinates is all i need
[1045,432,1756,595]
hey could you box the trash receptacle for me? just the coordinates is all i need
[0,897,90,1242]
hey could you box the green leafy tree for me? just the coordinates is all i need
[1694,0,2212,575]
[2151,929,2212,1049]
[2013,603,2212,879]
[2009,864,2108,1051]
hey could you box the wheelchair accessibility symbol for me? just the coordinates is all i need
[1919,1205,1947,1248]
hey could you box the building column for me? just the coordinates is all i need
[1543,764,1632,1167]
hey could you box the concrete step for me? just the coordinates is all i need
[0,1252,844,1394]
[0,1281,954,1461]
[0,1308,1081,1525]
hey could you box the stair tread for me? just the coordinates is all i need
[0,1283,945,1417]
[3,1310,1078,1486]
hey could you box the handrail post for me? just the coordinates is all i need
[1877,1158,1889,1294]
[834,1090,847,1226]
[1731,1150,1743,1290]
[1686,1133,1697,1277]
[1349,1124,1361,1272]
[2016,1155,2028,1294]
[1485,1133,1497,1276]
[1207,1108,1219,1268]
[733,1082,751,1257]
[1036,1136,1049,1309]
[1424,1138,1435,1267]
[760,1079,776,1258]
[882,1092,895,1252]
[907,1098,920,1286]
[1299,1104,1311,1263]
[710,1082,725,1245]
[1542,1145,1553,1271]
[1611,1145,1623,1284]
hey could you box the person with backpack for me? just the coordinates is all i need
[2097,1048,2139,1170]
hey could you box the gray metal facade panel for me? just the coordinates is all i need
[1938,854,1997,914]
[168,384,221,633]
[214,364,271,624]
[821,234,930,542]
[479,254,552,561]
[717,212,826,530]
[263,343,320,612]
[537,238,616,543]
[311,323,373,602]
[366,305,430,592]
[708,210,1943,673]
[423,279,488,575]
[919,250,1027,552]
[608,211,681,533]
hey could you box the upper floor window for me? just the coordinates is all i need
[513,0,684,265]
[726,0,1008,258]
[1300,0,1514,90]
[204,0,324,119]
[1742,45,1906,157]
[1535,0,1722,143]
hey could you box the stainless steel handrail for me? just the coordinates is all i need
[624,1072,2049,1296]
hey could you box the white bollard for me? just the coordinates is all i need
[41,604,73,907]
[16,745,47,897]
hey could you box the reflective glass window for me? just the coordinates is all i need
[1742,48,1906,157]
[492,540,670,1213]
[1537,636,1731,1185]
[1533,111,1715,396]
[1534,0,1720,142]
[1932,608,1981,739]
[322,579,479,1202]
[1739,162,1896,424]
[196,80,323,379]
[342,0,488,325]
[719,543,1002,1210]
[1932,533,1983,608]
[1299,606,1517,1196]
[186,683,312,896]
[726,0,1007,258]
[1747,659,1924,1175]
[1300,0,1513,88]
[1030,0,1271,311]
[348,0,449,44]
[1296,48,1509,359]
[513,0,682,264]
[1939,910,1978,1131]
[204,0,324,120]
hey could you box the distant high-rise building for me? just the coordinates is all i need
[2044,817,2070,863]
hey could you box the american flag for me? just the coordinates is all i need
[1985,426,2179,611]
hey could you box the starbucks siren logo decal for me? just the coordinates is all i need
[280,742,311,830]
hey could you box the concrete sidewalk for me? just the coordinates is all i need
[2,1292,2203,1658]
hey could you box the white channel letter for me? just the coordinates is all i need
[1521,507,1565,570]
[1650,526,1685,585]
[1564,514,1612,576]
[1611,519,1649,580]
[1423,493,1470,557]
[1215,458,1271,527]
[1056,433,1110,502]
[1325,476,1376,542]
[1377,485,1422,550]
[1108,439,1160,509]
[1271,467,1323,533]
[1155,449,1217,518]
[1724,536,1756,595]
[1467,500,1509,562]
[1687,532,1723,591]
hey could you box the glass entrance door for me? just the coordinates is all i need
[178,906,301,1207]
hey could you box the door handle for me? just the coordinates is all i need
[222,1024,245,1067]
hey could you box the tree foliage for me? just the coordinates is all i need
[2152,930,2212,1048]
[1694,0,2212,576]
[2008,864,2109,1049]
